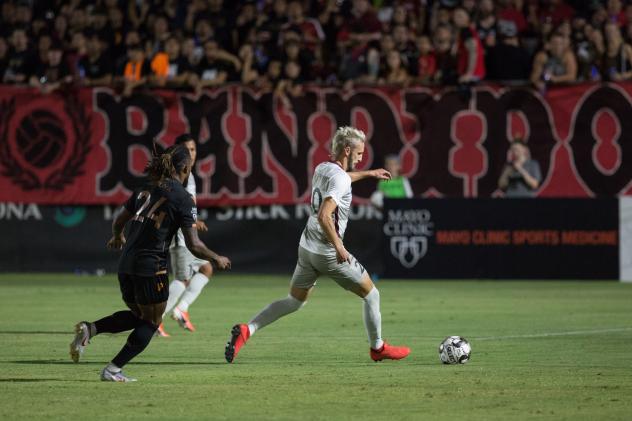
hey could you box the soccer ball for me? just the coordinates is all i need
[438,336,471,364]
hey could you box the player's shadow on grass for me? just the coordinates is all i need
[0,331,70,334]
[11,360,226,365]
[0,378,95,383]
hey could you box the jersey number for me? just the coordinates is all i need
[311,188,323,214]
[132,191,167,229]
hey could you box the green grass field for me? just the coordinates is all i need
[0,274,631,420]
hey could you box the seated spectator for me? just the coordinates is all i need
[0,37,8,79]
[29,43,72,94]
[152,36,193,88]
[453,7,486,83]
[530,32,577,91]
[603,21,632,81]
[415,35,437,84]
[380,50,410,86]
[338,0,382,81]
[281,0,325,52]
[433,24,458,85]
[78,34,113,86]
[476,0,497,50]
[370,154,413,209]
[392,24,416,75]
[119,43,152,96]
[3,27,35,84]
[497,0,528,34]
[498,140,541,198]
[486,20,531,82]
[191,39,230,94]
[539,0,575,27]
[575,23,604,81]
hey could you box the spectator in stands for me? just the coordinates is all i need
[392,24,416,75]
[338,0,382,81]
[380,50,410,87]
[153,36,193,88]
[607,0,626,27]
[433,24,458,85]
[486,20,531,82]
[603,21,632,81]
[78,34,113,87]
[370,154,413,209]
[415,35,437,84]
[3,27,34,84]
[476,0,498,50]
[539,0,575,27]
[498,140,542,198]
[453,7,486,83]
[575,22,604,81]
[282,0,325,52]
[192,38,229,94]
[119,43,151,96]
[29,43,72,94]
[0,37,8,79]
[530,32,577,91]
[497,0,528,34]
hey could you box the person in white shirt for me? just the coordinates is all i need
[225,126,411,362]
[157,134,213,336]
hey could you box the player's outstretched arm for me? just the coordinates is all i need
[182,226,231,270]
[107,207,132,250]
[347,168,391,183]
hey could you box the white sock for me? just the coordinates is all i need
[177,273,209,312]
[164,280,186,316]
[363,287,384,350]
[248,295,305,336]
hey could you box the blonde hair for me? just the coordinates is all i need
[331,126,366,158]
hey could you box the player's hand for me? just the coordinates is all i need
[372,168,392,180]
[196,220,208,232]
[106,235,126,250]
[214,256,232,270]
[336,245,351,264]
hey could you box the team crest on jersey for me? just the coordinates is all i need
[0,95,91,191]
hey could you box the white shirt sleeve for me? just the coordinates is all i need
[323,172,351,207]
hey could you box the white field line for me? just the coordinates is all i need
[474,327,632,341]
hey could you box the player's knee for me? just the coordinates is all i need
[199,264,213,277]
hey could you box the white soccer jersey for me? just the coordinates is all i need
[299,162,352,256]
[171,173,196,249]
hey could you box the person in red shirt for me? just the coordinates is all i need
[539,0,575,27]
[497,0,528,34]
[415,34,437,84]
[453,7,485,83]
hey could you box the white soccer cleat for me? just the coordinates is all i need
[100,366,137,383]
[69,322,90,363]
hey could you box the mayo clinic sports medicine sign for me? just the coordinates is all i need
[383,198,619,279]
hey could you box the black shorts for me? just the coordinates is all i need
[118,273,169,305]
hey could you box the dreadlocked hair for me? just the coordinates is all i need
[145,143,191,185]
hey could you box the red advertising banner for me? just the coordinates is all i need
[1,83,631,206]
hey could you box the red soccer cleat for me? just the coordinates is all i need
[225,324,250,363]
[370,341,411,362]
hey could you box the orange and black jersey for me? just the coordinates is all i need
[118,178,196,276]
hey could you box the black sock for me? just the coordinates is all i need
[111,320,158,368]
[92,311,142,335]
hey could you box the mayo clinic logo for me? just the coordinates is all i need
[384,209,434,268]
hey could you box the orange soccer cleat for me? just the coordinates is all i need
[225,324,250,363]
[156,323,170,337]
[370,342,411,362]
[172,307,196,332]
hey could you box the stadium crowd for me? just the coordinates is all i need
[1,0,632,95]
